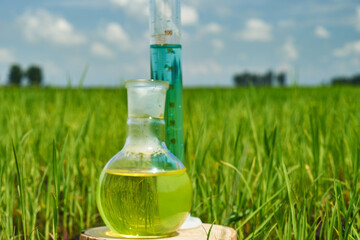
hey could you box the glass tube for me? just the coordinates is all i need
[150,0,185,163]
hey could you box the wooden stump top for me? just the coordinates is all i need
[80,224,237,240]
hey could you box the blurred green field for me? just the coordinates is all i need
[1,87,360,239]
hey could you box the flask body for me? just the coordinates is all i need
[97,168,192,238]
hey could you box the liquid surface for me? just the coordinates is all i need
[150,44,184,163]
[97,168,192,238]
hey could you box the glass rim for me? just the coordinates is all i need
[125,79,169,89]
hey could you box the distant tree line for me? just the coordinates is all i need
[8,63,43,86]
[234,71,286,87]
[331,74,360,86]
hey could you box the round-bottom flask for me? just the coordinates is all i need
[96,79,192,239]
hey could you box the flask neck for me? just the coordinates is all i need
[124,117,165,153]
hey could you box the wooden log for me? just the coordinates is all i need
[80,224,237,240]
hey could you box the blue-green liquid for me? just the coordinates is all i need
[150,44,184,163]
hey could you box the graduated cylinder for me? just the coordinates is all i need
[150,0,185,163]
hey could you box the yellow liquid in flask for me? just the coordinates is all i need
[96,168,192,238]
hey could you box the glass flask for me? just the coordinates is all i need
[96,79,192,239]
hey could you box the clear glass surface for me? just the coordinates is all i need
[150,0,181,45]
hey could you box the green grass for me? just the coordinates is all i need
[1,86,360,239]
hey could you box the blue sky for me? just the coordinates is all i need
[0,0,359,86]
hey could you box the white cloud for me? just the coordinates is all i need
[237,53,247,61]
[333,41,360,57]
[277,63,293,72]
[211,39,224,54]
[282,38,298,60]
[110,0,199,26]
[91,42,114,58]
[110,0,128,7]
[110,0,149,19]
[40,61,62,83]
[184,59,222,76]
[203,22,222,34]
[214,6,233,18]
[43,61,61,76]
[0,48,15,63]
[122,58,148,76]
[18,9,86,46]
[103,23,131,51]
[314,26,330,39]
[278,20,295,28]
[46,1,107,8]
[356,6,360,31]
[237,18,272,42]
[351,57,360,66]
[182,5,199,26]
